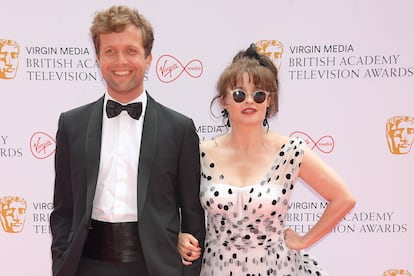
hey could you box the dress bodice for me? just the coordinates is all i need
[198,138,328,275]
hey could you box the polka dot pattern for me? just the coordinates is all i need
[199,138,328,276]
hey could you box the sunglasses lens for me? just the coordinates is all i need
[232,90,246,103]
[254,91,267,103]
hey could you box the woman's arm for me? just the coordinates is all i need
[285,146,356,250]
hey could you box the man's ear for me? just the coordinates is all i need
[145,53,153,70]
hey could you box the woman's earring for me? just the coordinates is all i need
[263,107,269,130]
[222,109,231,127]
[262,117,268,128]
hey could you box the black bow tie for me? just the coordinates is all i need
[106,99,143,120]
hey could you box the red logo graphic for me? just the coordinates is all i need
[289,131,334,153]
[30,132,56,159]
[156,54,203,83]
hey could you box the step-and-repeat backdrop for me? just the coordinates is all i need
[1,0,412,275]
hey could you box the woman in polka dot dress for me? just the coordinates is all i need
[177,44,356,276]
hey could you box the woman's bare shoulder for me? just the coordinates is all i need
[200,135,226,153]
[267,131,292,147]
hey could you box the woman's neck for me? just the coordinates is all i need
[227,125,269,151]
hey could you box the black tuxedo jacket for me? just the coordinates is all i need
[50,93,205,276]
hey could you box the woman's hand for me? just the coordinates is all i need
[177,232,202,265]
[284,228,307,250]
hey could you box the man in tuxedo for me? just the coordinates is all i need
[50,5,205,276]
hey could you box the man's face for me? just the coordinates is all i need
[387,120,414,154]
[0,42,20,79]
[97,24,152,103]
[0,199,26,233]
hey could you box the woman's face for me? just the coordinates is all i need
[222,72,270,128]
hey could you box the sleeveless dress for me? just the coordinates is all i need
[199,138,328,276]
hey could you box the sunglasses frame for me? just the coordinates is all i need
[229,89,269,104]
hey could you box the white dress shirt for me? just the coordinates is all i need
[91,91,147,222]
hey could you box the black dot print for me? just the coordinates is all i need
[198,138,325,275]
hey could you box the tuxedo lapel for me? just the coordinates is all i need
[137,94,158,219]
[85,96,104,219]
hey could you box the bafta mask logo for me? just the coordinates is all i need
[0,39,20,80]
[255,40,284,71]
[383,269,411,276]
[386,116,414,154]
[0,196,27,233]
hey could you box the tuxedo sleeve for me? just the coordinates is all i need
[50,113,74,275]
[177,118,206,275]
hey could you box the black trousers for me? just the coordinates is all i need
[76,257,148,276]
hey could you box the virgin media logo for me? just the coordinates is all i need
[290,131,334,153]
[156,54,203,83]
[30,132,56,159]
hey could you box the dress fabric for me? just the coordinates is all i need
[199,138,328,276]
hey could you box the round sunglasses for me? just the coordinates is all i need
[230,89,268,104]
